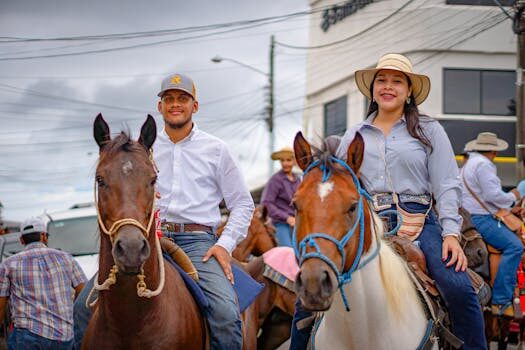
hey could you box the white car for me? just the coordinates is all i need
[0,205,99,279]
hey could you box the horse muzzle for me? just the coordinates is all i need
[112,225,151,274]
[295,259,338,311]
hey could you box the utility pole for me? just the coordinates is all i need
[266,35,275,177]
[515,3,525,181]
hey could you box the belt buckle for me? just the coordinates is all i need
[372,194,392,212]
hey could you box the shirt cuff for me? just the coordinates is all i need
[216,235,236,255]
[441,218,461,238]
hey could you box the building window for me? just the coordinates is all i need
[443,68,515,116]
[324,95,347,137]
[446,0,513,5]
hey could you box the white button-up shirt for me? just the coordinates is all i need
[461,152,516,215]
[153,124,254,253]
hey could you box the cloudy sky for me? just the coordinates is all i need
[0,0,313,222]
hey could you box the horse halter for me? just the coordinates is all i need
[92,153,165,300]
[293,156,378,311]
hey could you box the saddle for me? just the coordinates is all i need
[386,235,490,350]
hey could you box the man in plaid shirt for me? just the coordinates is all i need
[0,217,87,349]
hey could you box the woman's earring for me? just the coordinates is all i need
[406,97,411,104]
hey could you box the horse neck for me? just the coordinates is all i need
[315,217,430,349]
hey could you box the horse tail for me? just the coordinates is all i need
[372,212,423,323]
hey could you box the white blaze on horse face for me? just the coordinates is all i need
[122,160,133,175]
[318,181,334,202]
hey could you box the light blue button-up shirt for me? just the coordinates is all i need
[336,113,462,236]
[461,152,516,215]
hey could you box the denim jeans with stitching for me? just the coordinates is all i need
[471,214,524,305]
[165,231,242,350]
[8,328,73,350]
[275,222,294,248]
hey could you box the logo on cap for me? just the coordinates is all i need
[171,75,182,85]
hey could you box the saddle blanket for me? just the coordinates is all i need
[262,246,299,282]
[163,253,264,314]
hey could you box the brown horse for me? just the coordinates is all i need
[292,132,435,349]
[83,114,258,349]
[82,114,205,349]
[218,205,277,262]
[245,255,296,350]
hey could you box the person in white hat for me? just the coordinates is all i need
[153,73,254,350]
[0,217,86,349]
[289,53,485,350]
[261,147,301,247]
[461,132,524,317]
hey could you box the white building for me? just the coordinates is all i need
[302,0,517,186]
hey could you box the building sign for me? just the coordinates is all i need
[321,0,375,32]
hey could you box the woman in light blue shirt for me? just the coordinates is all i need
[290,54,486,350]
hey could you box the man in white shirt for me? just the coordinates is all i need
[153,73,254,350]
[461,132,524,317]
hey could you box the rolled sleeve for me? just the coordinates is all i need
[216,145,255,254]
[476,162,516,209]
[427,123,463,236]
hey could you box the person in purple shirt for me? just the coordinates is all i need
[261,147,301,247]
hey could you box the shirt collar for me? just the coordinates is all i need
[159,123,199,145]
[24,241,47,251]
[363,111,407,127]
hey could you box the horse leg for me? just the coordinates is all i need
[256,308,292,350]
[497,316,509,350]
[241,302,259,350]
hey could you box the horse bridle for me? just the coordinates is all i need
[293,156,379,311]
[92,154,165,300]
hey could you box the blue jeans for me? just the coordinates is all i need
[471,214,524,305]
[290,203,486,350]
[166,231,242,350]
[8,328,73,350]
[275,222,293,247]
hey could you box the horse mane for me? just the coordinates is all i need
[309,135,345,175]
[102,131,147,158]
[369,206,425,323]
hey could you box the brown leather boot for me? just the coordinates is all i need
[160,236,199,281]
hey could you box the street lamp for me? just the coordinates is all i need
[211,35,275,177]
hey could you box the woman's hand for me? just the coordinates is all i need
[442,235,468,272]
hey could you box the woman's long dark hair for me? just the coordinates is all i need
[367,75,432,151]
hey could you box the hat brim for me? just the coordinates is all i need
[355,67,431,105]
[271,150,294,160]
[465,139,508,152]
[157,87,196,99]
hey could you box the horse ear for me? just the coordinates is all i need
[293,131,313,171]
[93,113,111,150]
[261,205,268,221]
[139,115,157,150]
[346,132,365,175]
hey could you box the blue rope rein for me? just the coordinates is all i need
[293,156,379,311]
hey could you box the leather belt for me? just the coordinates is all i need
[161,222,212,233]
[371,193,432,211]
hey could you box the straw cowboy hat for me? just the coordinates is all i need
[271,147,294,160]
[355,53,431,105]
[465,132,508,152]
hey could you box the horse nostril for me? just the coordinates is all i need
[477,249,484,258]
[140,239,150,259]
[321,270,333,294]
[115,240,125,256]
[296,271,303,289]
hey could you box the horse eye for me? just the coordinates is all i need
[348,203,357,213]
[150,176,157,186]
[96,175,106,187]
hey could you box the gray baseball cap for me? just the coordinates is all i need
[20,217,46,235]
[157,73,197,99]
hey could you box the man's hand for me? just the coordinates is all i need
[442,235,468,272]
[286,216,296,227]
[203,245,234,284]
